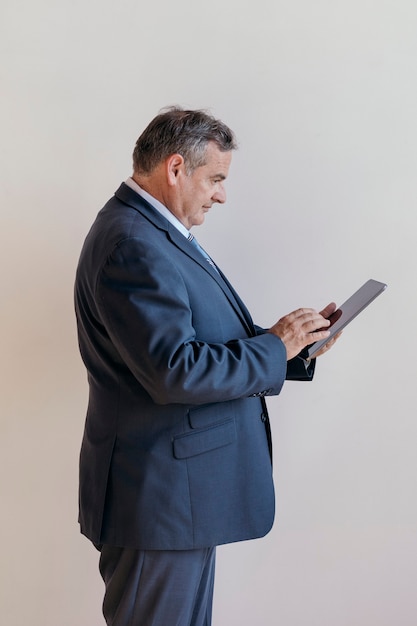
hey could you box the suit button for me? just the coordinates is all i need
[261,413,267,422]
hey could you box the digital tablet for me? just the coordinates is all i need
[307,279,387,359]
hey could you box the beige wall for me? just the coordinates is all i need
[2,1,417,624]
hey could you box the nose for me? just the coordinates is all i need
[212,183,226,204]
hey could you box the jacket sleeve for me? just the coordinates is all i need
[95,237,288,405]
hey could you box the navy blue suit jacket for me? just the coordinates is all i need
[74,183,314,550]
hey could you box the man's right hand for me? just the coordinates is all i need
[268,305,334,361]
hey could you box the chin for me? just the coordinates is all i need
[193,215,206,227]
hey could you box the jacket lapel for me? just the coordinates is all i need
[114,183,255,337]
[167,227,256,337]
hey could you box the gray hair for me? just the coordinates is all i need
[132,106,237,175]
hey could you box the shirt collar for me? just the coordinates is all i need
[125,177,190,239]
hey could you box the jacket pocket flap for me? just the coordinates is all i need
[173,419,236,459]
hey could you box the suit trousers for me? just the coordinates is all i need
[98,545,216,626]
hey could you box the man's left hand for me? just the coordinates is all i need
[310,302,342,359]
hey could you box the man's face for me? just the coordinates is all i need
[173,142,232,229]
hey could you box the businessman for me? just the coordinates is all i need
[74,107,339,625]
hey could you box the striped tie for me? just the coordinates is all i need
[187,233,219,273]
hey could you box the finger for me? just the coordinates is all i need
[314,330,343,357]
[324,330,342,346]
[304,314,331,334]
[308,328,331,343]
[319,302,337,319]
[286,307,318,321]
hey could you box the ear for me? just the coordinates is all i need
[166,153,185,186]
